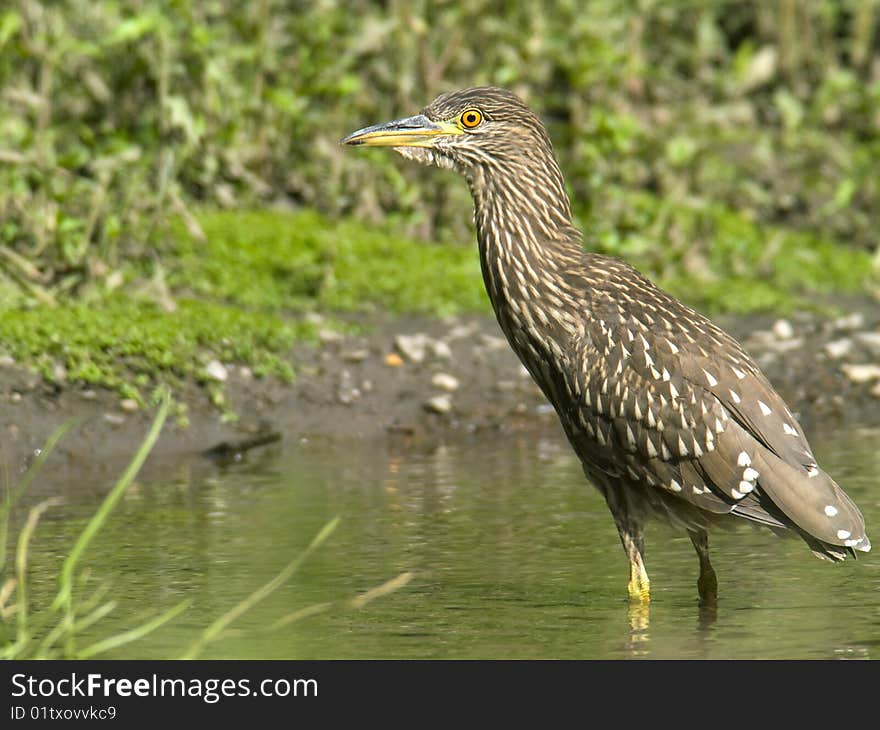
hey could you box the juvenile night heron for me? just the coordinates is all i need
[342,87,870,603]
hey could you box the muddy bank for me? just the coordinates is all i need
[2,304,879,498]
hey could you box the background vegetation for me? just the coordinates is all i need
[0,0,878,396]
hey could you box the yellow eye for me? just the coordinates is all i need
[460,109,483,128]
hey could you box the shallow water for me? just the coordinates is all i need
[13,422,880,659]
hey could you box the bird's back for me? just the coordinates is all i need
[485,241,870,559]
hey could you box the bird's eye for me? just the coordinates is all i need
[460,109,483,128]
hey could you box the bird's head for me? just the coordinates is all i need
[341,87,553,174]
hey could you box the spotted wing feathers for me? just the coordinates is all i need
[568,276,869,559]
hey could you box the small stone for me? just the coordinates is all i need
[854,331,880,356]
[394,333,430,363]
[53,363,67,383]
[336,369,361,405]
[840,364,880,384]
[870,382,880,399]
[239,366,253,379]
[394,333,452,363]
[204,360,228,382]
[120,398,139,412]
[384,353,403,368]
[447,323,479,340]
[342,349,369,363]
[103,412,126,425]
[767,337,803,353]
[424,394,453,414]
[832,313,865,332]
[319,329,343,345]
[10,392,21,402]
[431,340,453,360]
[823,338,853,359]
[0,355,14,367]
[479,334,508,351]
[81,389,97,400]
[772,319,794,340]
[431,373,460,392]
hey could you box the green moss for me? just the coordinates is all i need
[0,297,312,404]
[169,209,488,316]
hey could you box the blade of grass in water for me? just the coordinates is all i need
[0,421,73,575]
[180,516,340,659]
[50,393,170,655]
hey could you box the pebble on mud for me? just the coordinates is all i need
[431,373,460,392]
[840,364,880,384]
[384,353,403,367]
[824,338,853,360]
[854,331,880,356]
[772,319,794,339]
[394,333,452,363]
[120,398,139,412]
[832,313,866,332]
[424,394,453,414]
[342,349,369,363]
[204,360,228,382]
[319,329,344,345]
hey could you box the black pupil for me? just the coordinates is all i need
[466,113,476,124]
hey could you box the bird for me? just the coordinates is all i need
[341,87,870,604]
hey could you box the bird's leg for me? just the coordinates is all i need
[688,529,717,605]
[613,519,650,603]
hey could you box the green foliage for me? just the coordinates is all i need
[0,0,878,307]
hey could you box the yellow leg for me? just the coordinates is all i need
[627,552,651,603]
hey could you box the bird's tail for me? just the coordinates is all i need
[750,449,870,560]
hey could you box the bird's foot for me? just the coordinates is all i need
[627,575,651,603]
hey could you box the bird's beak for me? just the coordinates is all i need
[340,114,462,148]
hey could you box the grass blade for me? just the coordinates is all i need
[181,516,340,659]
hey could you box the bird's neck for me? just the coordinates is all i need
[467,156,583,378]
[469,156,574,248]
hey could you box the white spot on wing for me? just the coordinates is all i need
[737,480,754,494]
[824,505,838,517]
[837,529,851,540]
[669,479,682,492]
[758,400,772,416]
[737,451,751,467]
[729,389,741,404]
[743,467,759,482]
[703,369,718,387]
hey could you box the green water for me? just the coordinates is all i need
[13,423,880,659]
